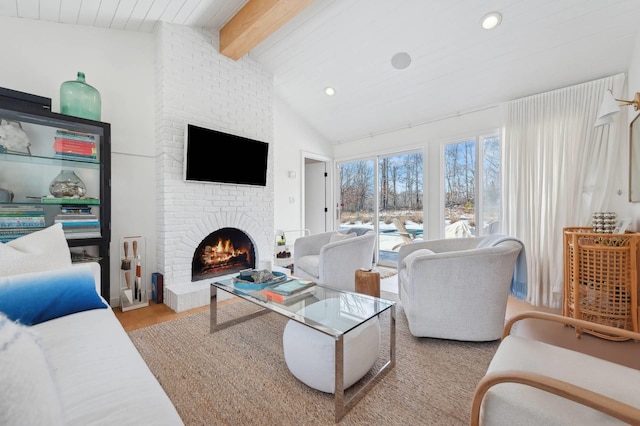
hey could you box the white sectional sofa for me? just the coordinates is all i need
[0,261,183,425]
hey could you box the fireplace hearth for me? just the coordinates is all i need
[192,227,255,281]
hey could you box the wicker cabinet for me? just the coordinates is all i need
[563,227,640,340]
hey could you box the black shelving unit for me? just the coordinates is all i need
[0,89,111,300]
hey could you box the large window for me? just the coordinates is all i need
[443,132,501,238]
[338,150,423,265]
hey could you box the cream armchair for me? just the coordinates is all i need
[293,230,376,292]
[471,311,640,425]
[397,236,523,341]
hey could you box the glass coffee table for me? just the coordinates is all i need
[210,277,396,422]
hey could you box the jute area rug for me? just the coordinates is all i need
[128,292,498,425]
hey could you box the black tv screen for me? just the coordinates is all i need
[183,123,268,186]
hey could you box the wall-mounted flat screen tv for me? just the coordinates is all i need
[183,123,269,186]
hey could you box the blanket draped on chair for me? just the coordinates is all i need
[477,235,527,300]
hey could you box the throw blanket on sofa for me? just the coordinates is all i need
[477,235,528,301]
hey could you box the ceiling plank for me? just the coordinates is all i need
[219,0,313,60]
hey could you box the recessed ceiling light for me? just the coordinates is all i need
[391,52,412,70]
[481,12,502,30]
[325,87,336,96]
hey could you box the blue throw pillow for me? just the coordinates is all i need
[0,265,107,325]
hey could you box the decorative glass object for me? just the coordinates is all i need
[60,72,101,121]
[49,170,87,198]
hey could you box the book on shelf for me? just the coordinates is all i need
[55,220,100,227]
[267,279,315,296]
[41,197,100,205]
[55,129,97,143]
[0,217,46,228]
[54,141,96,156]
[55,213,97,221]
[54,138,96,150]
[0,205,44,215]
[65,232,101,239]
[0,227,46,242]
[54,152,98,162]
[262,286,316,304]
[60,226,101,233]
[0,226,46,235]
[59,206,93,214]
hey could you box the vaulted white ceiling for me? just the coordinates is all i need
[1,0,639,144]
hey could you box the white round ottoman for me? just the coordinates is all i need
[282,298,381,394]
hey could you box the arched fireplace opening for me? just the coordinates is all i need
[191,227,255,281]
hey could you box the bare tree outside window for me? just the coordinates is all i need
[443,133,501,238]
[339,152,423,265]
[339,160,375,224]
[444,140,476,237]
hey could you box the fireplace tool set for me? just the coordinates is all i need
[120,236,148,311]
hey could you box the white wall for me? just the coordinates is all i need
[0,17,155,305]
[622,25,640,228]
[274,97,333,232]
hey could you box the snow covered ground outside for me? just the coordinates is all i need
[340,221,424,252]
[339,219,480,252]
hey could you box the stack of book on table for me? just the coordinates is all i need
[54,129,97,161]
[262,279,316,304]
[0,205,46,242]
[54,204,100,239]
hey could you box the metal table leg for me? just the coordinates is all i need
[209,285,270,333]
[333,305,396,422]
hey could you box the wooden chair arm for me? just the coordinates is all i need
[502,310,640,341]
[470,370,640,426]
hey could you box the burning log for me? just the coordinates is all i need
[199,238,250,271]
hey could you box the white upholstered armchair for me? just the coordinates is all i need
[471,311,640,425]
[293,230,376,292]
[397,236,523,341]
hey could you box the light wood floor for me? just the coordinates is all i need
[114,298,242,332]
[114,302,207,332]
[115,273,640,369]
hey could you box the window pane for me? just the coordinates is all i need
[481,135,501,235]
[379,152,423,263]
[444,140,476,238]
[339,160,375,229]
[338,151,423,266]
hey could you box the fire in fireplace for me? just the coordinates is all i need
[191,227,255,281]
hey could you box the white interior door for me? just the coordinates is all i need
[305,159,329,234]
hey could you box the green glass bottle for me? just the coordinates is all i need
[60,71,101,121]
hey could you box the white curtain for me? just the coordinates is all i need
[503,74,625,308]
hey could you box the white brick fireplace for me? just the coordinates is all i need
[155,23,275,312]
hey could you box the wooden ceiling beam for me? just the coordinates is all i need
[220,0,314,60]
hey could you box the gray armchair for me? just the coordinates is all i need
[397,236,523,341]
[293,230,376,292]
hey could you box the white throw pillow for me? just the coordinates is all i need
[329,231,356,243]
[0,223,72,277]
[402,248,435,269]
[0,312,65,425]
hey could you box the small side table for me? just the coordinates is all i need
[355,268,380,297]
